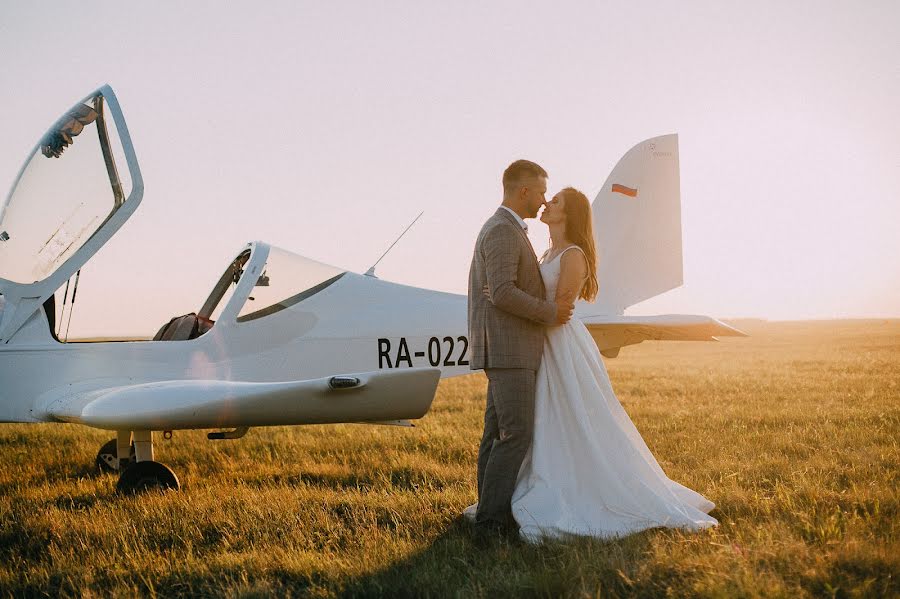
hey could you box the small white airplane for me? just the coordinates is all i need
[0,86,744,494]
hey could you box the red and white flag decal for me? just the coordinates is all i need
[611,183,638,197]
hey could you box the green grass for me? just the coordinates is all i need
[1,320,898,598]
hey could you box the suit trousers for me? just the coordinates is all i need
[476,367,536,525]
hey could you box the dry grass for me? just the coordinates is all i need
[0,319,897,598]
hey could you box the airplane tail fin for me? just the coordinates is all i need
[586,134,683,314]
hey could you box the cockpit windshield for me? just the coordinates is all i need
[237,247,345,322]
[0,93,131,284]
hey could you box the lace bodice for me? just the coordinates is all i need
[539,245,586,302]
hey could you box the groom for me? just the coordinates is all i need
[467,159,574,537]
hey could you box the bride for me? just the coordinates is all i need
[471,187,718,542]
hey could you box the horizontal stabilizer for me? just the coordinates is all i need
[46,368,440,431]
[580,314,747,355]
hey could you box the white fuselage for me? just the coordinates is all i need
[0,271,471,423]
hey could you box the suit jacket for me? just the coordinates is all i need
[467,208,557,371]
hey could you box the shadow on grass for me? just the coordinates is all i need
[51,492,106,511]
[342,516,658,598]
[241,470,376,491]
[241,468,452,493]
[0,462,106,497]
[43,461,102,483]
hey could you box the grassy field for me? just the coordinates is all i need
[0,320,897,598]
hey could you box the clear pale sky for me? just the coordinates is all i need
[1,2,898,337]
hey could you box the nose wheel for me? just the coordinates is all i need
[96,431,181,494]
[116,461,180,495]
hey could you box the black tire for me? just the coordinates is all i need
[116,461,180,495]
[95,438,135,473]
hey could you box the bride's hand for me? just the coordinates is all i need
[482,285,491,299]
[554,300,574,324]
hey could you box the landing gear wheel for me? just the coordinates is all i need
[95,438,135,473]
[116,461,180,495]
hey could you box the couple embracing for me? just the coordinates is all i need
[465,160,718,543]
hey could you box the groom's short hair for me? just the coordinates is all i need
[503,160,547,196]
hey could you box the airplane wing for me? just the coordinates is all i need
[45,368,440,431]
[580,314,747,357]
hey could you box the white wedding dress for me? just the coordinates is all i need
[469,245,718,542]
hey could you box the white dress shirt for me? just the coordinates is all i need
[500,206,528,232]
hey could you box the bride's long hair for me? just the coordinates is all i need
[561,187,599,302]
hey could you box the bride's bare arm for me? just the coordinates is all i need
[555,249,588,306]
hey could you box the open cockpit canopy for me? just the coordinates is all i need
[0,86,142,343]
[0,88,138,286]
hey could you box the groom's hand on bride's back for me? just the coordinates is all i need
[483,286,572,324]
[555,300,574,324]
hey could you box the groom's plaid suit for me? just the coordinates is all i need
[467,207,557,526]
